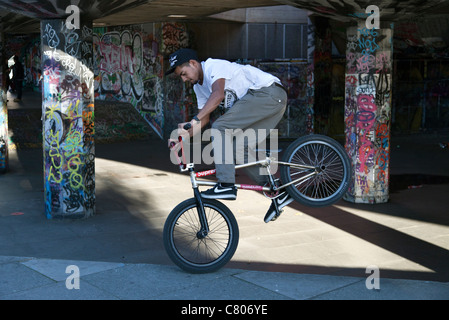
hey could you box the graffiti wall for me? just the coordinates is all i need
[0,107,6,172]
[0,88,7,173]
[258,62,311,138]
[344,24,393,203]
[41,19,95,218]
[162,22,196,137]
[93,22,193,138]
[1,34,8,173]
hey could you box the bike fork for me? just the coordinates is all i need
[190,168,209,238]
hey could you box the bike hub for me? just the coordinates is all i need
[196,230,208,239]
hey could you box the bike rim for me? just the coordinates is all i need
[170,203,233,267]
[287,141,347,203]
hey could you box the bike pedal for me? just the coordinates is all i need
[270,209,283,222]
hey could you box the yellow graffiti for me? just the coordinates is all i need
[45,101,60,120]
[48,130,63,183]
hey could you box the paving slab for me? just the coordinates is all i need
[21,258,125,281]
[0,261,55,297]
[1,281,119,300]
[234,271,364,300]
[312,278,449,300]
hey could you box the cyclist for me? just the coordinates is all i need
[166,48,293,222]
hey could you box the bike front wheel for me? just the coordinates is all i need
[280,134,351,207]
[163,198,239,273]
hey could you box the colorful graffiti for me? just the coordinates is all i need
[344,24,393,203]
[258,62,310,138]
[0,103,8,173]
[41,19,95,218]
[93,24,171,138]
[160,22,193,137]
[161,22,190,53]
[0,33,8,173]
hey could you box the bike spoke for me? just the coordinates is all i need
[289,142,346,201]
[172,204,231,265]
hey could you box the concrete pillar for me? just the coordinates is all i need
[344,21,393,203]
[41,19,95,218]
[0,33,8,174]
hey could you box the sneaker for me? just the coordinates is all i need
[201,183,237,200]
[264,192,294,223]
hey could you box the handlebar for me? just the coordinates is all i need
[169,134,188,170]
[169,122,192,171]
[169,123,191,149]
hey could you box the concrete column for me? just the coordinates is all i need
[41,19,95,218]
[344,22,393,203]
[0,33,8,174]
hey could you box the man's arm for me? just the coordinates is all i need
[196,78,225,128]
[179,78,225,137]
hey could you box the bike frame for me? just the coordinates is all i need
[171,136,318,196]
[169,135,319,236]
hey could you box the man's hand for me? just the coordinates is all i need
[178,119,201,137]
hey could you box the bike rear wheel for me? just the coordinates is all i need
[280,134,351,207]
[163,198,239,273]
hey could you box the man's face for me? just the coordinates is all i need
[175,60,201,85]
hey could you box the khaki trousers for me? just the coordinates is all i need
[211,83,287,184]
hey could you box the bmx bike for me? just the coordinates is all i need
[164,129,351,273]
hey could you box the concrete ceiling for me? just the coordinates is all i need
[1,0,449,34]
[280,0,449,22]
[95,0,282,25]
[0,0,282,33]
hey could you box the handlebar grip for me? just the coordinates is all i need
[183,123,192,130]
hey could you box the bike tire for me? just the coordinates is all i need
[280,134,351,207]
[163,198,239,274]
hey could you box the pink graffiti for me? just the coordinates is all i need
[356,94,377,173]
[98,31,142,75]
[346,75,357,86]
[356,52,391,73]
[43,65,61,85]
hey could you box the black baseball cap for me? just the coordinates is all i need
[165,48,199,75]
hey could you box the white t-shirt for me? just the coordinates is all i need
[194,58,281,110]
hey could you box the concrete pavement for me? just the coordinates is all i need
[1,255,448,300]
[1,89,449,300]
[1,135,449,300]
